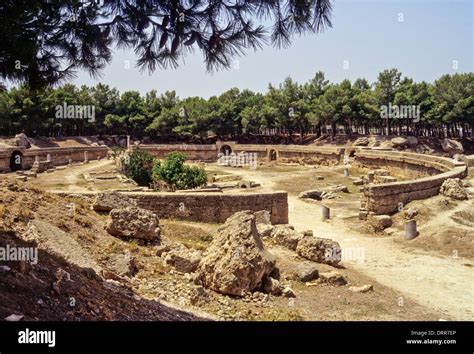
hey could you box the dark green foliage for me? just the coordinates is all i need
[0,0,333,90]
[152,152,207,190]
[123,149,153,186]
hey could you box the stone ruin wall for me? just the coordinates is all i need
[55,191,289,225]
[0,146,108,172]
[136,142,344,165]
[128,191,289,224]
[355,150,468,215]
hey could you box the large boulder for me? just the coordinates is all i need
[105,206,160,242]
[353,137,369,146]
[439,178,468,200]
[296,236,342,266]
[13,133,31,149]
[441,138,463,154]
[270,225,303,250]
[196,211,276,296]
[391,137,408,148]
[92,191,137,212]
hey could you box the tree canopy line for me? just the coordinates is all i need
[0,1,471,140]
[0,69,472,140]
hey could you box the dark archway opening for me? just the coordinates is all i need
[220,144,232,155]
[10,150,23,171]
[269,149,277,161]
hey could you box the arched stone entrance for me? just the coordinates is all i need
[9,150,23,171]
[220,144,232,155]
[269,149,278,161]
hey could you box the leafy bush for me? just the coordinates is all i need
[122,149,153,186]
[152,152,207,190]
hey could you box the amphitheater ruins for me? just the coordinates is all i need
[0,133,473,321]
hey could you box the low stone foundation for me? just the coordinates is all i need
[355,150,468,215]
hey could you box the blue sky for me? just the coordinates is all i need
[73,0,473,98]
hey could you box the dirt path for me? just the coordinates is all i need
[218,165,474,320]
[32,160,119,193]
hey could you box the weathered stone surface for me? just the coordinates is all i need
[255,210,271,225]
[164,248,202,273]
[319,271,347,286]
[106,206,160,242]
[107,252,137,277]
[296,236,342,266]
[262,277,283,296]
[439,178,468,200]
[197,211,276,296]
[257,224,274,238]
[270,225,303,250]
[368,214,392,231]
[295,262,319,282]
[353,137,369,146]
[92,191,137,212]
[441,138,463,154]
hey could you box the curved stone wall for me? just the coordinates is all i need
[355,150,468,215]
[0,146,109,172]
[136,142,344,165]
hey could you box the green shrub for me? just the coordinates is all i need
[152,152,207,190]
[123,149,153,186]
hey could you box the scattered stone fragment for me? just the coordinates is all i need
[107,252,138,278]
[5,314,24,322]
[353,137,369,146]
[296,236,342,266]
[270,225,303,250]
[368,214,392,232]
[319,271,347,286]
[295,262,319,282]
[164,248,202,273]
[349,285,373,293]
[352,178,364,186]
[106,206,160,242]
[440,138,464,154]
[390,137,408,148]
[282,287,296,298]
[262,277,283,296]
[92,191,137,212]
[439,178,468,200]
